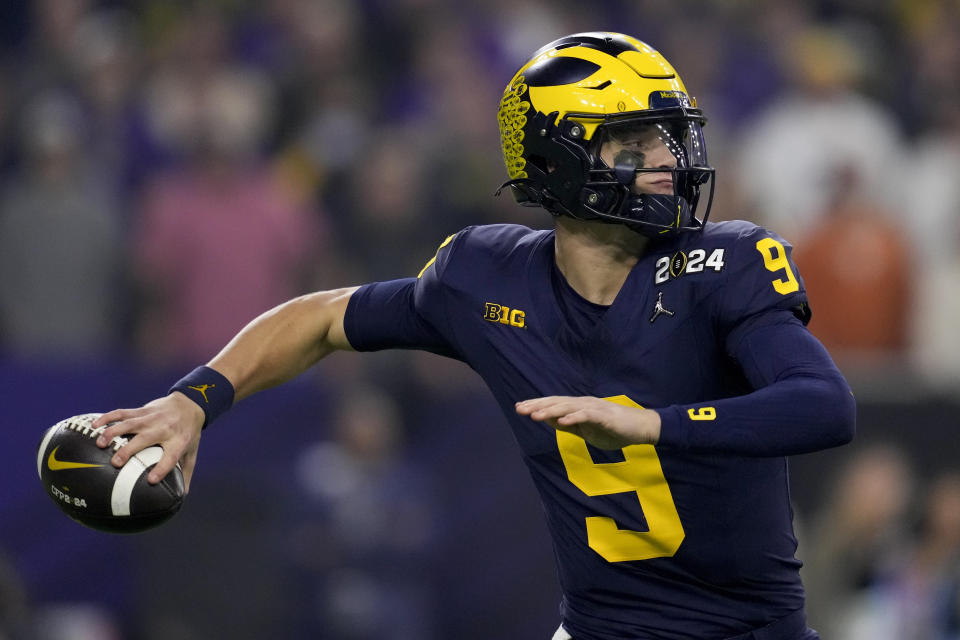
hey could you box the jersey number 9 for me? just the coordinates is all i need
[557,396,685,562]
[755,237,799,295]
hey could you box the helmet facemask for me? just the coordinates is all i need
[498,109,715,239]
[581,113,715,238]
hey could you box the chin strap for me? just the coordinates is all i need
[627,194,694,237]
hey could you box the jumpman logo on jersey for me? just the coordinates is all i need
[649,291,675,323]
[188,384,215,403]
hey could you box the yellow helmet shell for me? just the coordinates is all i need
[499,33,691,180]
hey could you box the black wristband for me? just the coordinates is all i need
[169,366,235,430]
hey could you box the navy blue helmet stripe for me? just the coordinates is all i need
[524,57,601,87]
[531,32,641,60]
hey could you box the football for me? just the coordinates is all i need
[37,413,184,534]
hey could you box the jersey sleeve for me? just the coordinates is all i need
[654,224,855,457]
[656,310,856,456]
[343,231,465,360]
[714,225,811,356]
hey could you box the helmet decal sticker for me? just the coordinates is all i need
[498,76,531,180]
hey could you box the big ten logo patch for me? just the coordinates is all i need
[483,303,526,328]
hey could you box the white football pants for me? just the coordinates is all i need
[551,625,573,640]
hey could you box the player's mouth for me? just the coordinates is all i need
[637,177,675,194]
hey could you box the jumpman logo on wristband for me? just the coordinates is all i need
[188,384,215,403]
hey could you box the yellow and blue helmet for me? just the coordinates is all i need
[497,32,715,238]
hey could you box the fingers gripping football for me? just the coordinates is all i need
[93,393,205,491]
[515,396,662,450]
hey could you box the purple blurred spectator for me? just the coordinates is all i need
[67,8,162,203]
[284,386,437,639]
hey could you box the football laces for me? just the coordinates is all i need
[61,414,129,452]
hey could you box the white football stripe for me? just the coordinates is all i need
[111,446,163,516]
[37,427,58,478]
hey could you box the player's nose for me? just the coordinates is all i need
[647,143,677,169]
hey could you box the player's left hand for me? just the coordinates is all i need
[516,396,661,449]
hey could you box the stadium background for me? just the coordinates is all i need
[1,0,959,638]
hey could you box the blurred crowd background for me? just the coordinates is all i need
[1,0,959,638]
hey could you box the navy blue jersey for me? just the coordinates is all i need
[343,221,853,639]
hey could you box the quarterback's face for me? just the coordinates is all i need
[599,124,678,195]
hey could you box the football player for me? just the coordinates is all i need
[94,33,855,639]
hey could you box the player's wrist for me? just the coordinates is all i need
[168,390,207,429]
[168,366,235,429]
[644,409,662,445]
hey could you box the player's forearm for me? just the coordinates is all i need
[658,318,856,456]
[207,287,358,402]
[657,372,855,456]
